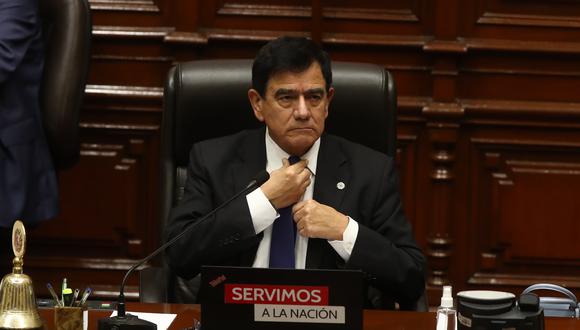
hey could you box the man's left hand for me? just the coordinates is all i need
[292,200,348,241]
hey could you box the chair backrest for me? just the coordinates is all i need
[160,59,396,226]
[39,0,91,170]
[155,59,410,306]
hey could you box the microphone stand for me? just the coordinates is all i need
[98,171,270,330]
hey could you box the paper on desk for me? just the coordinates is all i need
[109,311,177,330]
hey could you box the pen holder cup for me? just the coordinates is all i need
[54,306,87,330]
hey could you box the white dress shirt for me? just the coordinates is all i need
[246,129,359,268]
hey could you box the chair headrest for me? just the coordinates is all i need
[164,59,396,167]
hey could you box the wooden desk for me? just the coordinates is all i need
[39,302,580,330]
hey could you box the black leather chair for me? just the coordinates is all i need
[39,0,91,169]
[143,59,427,311]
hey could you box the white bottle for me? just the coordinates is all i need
[436,285,457,330]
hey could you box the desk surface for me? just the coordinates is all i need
[39,302,580,330]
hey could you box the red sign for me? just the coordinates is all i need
[224,284,329,305]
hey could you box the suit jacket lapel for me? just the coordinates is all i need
[307,134,350,268]
[231,127,267,193]
[230,127,267,266]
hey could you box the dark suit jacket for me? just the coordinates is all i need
[0,0,58,227]
[165,127,425,308]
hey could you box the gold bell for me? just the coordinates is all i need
[0,221,43,329]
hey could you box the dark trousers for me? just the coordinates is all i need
[0,226,12,275]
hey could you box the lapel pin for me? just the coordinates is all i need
[336,182,345,190]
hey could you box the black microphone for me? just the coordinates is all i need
[98,170,270,330]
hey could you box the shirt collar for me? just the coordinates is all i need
[264,127,319,175]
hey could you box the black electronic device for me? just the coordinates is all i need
[522,283,579,318]
[97,171,270,330]
[199,266,364,330]
[457,290,544,330]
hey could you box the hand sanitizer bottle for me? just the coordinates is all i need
[436,285,457,330]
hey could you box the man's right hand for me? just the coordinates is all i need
[260,158,311,209]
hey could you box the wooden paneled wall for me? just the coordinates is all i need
[24,0,580,305]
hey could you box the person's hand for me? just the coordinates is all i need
[260,158,311,209]
[292,200,349,240]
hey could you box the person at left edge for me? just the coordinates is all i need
[0,0,59,253]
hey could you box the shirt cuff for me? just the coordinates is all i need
[328,217,359,262]
[246,187,278,234]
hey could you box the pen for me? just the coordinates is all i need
[62,288,73,307]
[47,283,63,307]
[72,288,80,306]
[61,278,67,303]
[79,287,92,306]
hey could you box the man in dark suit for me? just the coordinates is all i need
[0,0,59,245]
[165,36,425,308]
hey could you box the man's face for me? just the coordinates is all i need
[248,62,334,156]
